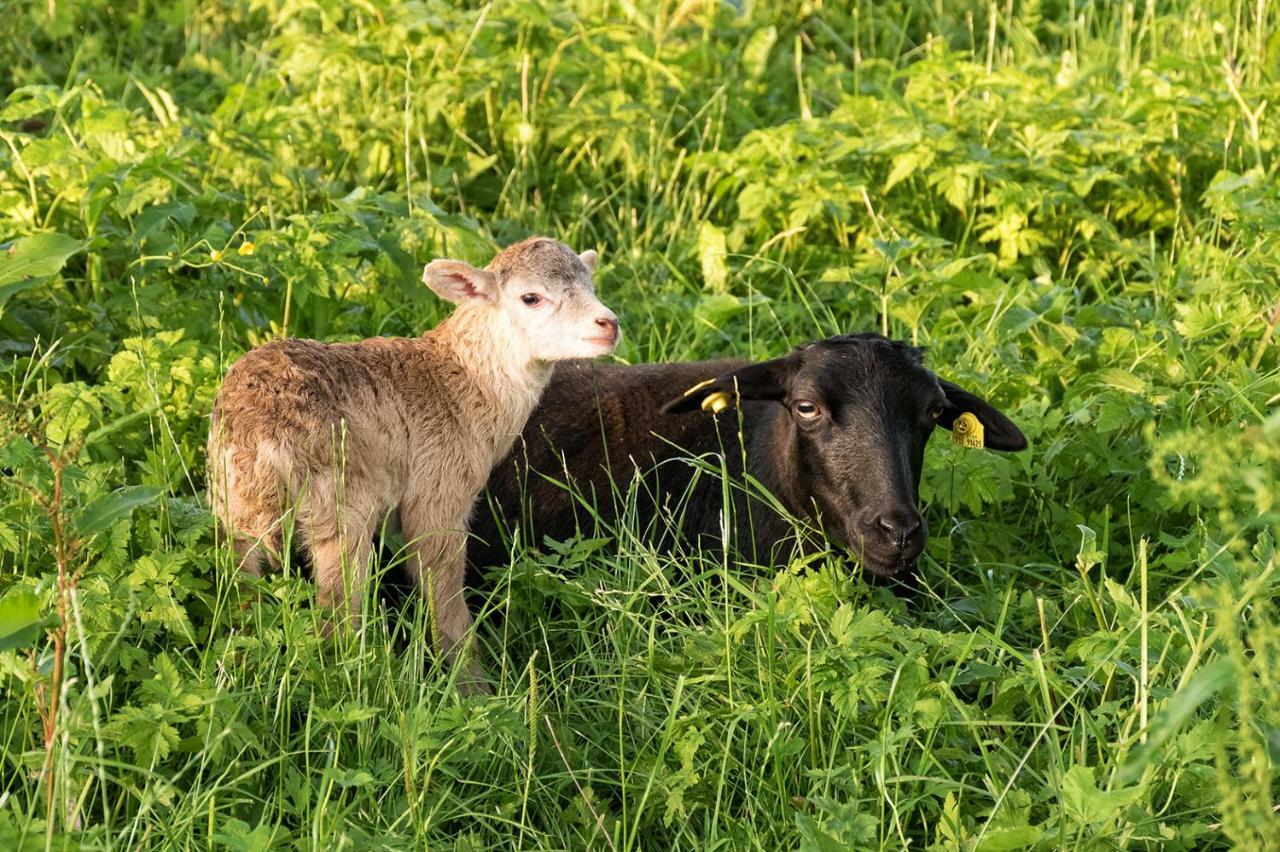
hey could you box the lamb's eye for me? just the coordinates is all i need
[520,293,542,306]
[794,401,820,419]
[928,403,946,420]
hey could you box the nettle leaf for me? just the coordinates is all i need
[0,521,20,555]
[0,588,51,651]
[40,381,104,446]
[75,485,164,539]
[0,232,85,304]
[1,435,39,470]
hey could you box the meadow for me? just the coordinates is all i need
[2,0,1279,848]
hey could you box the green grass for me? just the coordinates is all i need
[1,0,1279,848]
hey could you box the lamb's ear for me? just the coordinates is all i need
[578,249,598,273]
[661,356,794,415]
[937,379,1028,451]
[423,259,497,304]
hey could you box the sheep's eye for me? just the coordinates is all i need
[520,293,543,306]
[794,401,820,419]
[928,403,946,420]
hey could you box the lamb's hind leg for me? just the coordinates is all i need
[208,448,283,579]
[309,530,374,633]
[304,484,378,633]
[228,511,282,579]
[400,500,489,693]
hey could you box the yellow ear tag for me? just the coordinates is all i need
[701,391,731,414]
[951,412,985,449]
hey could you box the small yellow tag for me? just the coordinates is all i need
[702,391,731,414]
[951,412,985,448]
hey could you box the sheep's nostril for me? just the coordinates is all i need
[595,316,619,340]
[875,513,922,548]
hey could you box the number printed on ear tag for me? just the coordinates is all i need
[951,412,985,448]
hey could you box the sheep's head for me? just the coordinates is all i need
[423,237,619,362]
[662,333,1027,578]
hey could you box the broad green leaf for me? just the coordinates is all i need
[74,485,164,539]
[1060,764,1142,826]
[697,222,728,293]
[322,768,376,788]
[41,381,103,446]
[212,818,276,852]
[1097,368,1146,395]
[0,589,46,651]
[0,521,18,555]
[975,824,1041,851]
[0,233,84,304]
[1,85,61,121]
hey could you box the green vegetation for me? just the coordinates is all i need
[2,0,1279,847]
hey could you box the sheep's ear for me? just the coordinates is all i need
[661,357,793,415]
[578,249,598,273]
[423,259,497,304]
[937,379,1027,451]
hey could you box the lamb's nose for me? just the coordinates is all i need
[595,316,620,341]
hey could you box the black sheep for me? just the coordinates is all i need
[469,333,1026,580]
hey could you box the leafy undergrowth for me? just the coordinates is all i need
[1,0,1278,848]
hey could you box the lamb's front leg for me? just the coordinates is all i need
[399,501,490,694]
[434,541,490,694]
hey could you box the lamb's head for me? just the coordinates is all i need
[662,333,1027,578]
[423,237,619,362]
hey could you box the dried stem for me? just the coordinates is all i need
[4,404,83,836]
[38,447,75,832]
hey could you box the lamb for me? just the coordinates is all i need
[469,333,1026,580]
[208,236,618,681]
